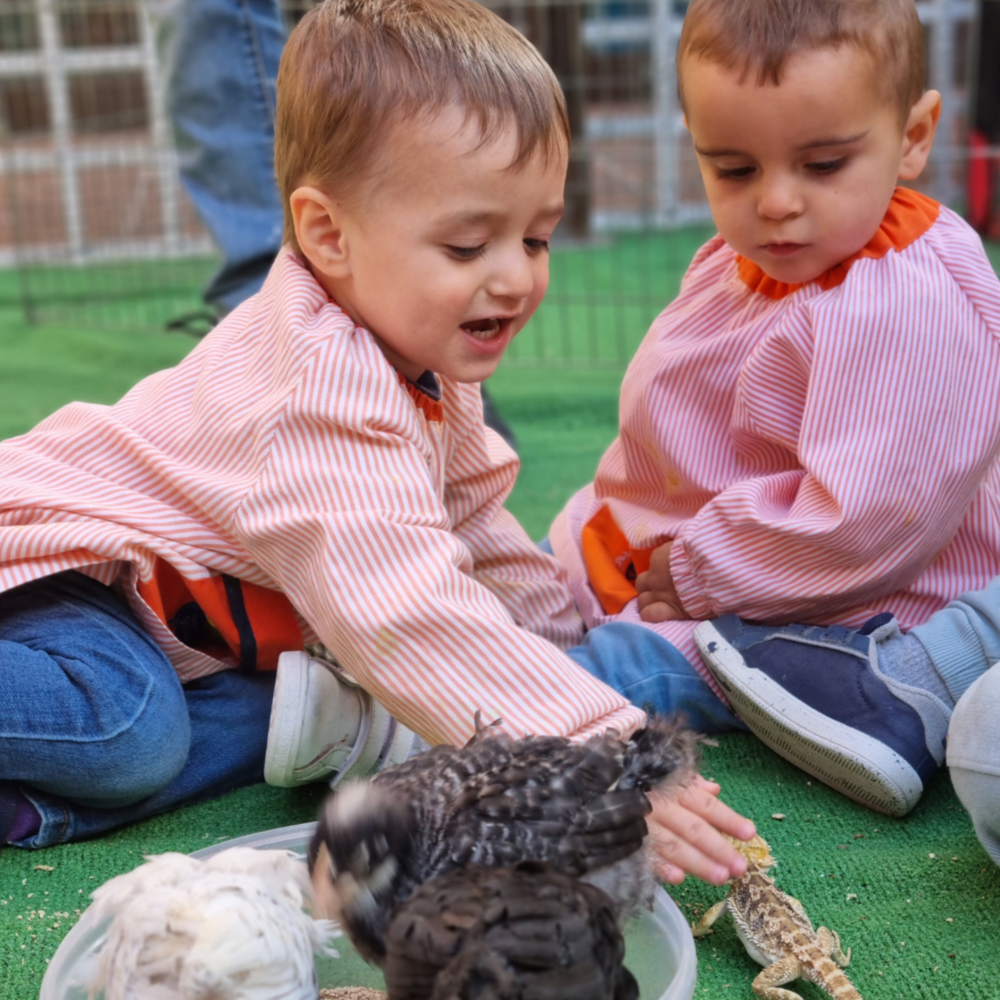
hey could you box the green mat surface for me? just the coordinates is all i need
[3,737,998,998]
[2,235,1000,998]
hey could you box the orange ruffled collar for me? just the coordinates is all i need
[398,370,444,422]
[735,187,940,300]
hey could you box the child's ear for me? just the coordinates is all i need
[290,186,352,279]
[898,89,941,181]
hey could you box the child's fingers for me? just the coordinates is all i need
[647,785,756,884]
[637,597,688,622]
[675,782,757,843]
[693,775,721,795]
[654,859,689,885]
[648,820,733,885]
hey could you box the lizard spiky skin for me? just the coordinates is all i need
[690,835,862,1000]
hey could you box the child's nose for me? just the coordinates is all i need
[756,175,803,221]
[488,246,535,302]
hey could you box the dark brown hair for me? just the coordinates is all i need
[275,0,570,250]
[677,0,926,120]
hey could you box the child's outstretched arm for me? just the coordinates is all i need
[234,344,646,748]
[649,776,755,884]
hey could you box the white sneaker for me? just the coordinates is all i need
[264,651,416,787]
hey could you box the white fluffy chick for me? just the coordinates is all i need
[82,846,337,1000]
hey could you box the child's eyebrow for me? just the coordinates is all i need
[436,202,565,227]
[796,130,869,151]
[438,209,505,227]
[695,131,870,158]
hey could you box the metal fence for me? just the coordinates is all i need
[0,0,993,367]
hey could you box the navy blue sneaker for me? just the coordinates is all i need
[693,614,948,816]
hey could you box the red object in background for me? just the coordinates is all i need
[968,130,995,234]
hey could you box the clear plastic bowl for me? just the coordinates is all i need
[40,822,697,1000]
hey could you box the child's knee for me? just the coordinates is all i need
[947,663,1000,866]
[38,676,191,808]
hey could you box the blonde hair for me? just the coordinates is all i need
[275,0,570,250]
[677,0,926,121]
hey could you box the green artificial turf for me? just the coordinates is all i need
[2,236,1000,999]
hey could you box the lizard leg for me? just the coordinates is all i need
[691,899,728,938]
[751,956,805,1000]
[817,926,851,967]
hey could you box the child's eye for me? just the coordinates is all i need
[447,244,487,260]
[716,165,755,181]
[807,157,847,174]
[524,238,550,254]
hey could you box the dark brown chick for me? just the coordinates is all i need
[382,862,639,1000]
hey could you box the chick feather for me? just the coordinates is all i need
[82,847,336,1000]
[382,862,638,1000]
[309,714,702,962]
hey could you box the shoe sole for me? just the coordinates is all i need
[694,622,923,817]
[264,651,311,787]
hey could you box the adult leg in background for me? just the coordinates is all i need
[0,571,272,847]
[155,0,286,313]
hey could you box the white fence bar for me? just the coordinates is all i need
[930,0,961,205]
[650,0,679,226]
[138,0,183,250]
[35,0,85,262]
[0,45,147,78]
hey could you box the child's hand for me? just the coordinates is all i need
[635,540,688,621]
[647,775,756,885]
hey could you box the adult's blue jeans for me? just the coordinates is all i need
[157,0,286,312]
[0,572,273,847]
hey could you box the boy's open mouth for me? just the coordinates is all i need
[461,317,507,340]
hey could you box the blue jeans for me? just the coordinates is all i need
[157,0,286,312]
[567,622,747,734]
[0,572,273,847]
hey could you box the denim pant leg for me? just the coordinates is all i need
[0,571,273,847]
[155,0,286,311]
[566,621,748,734]
[21,669,276,847]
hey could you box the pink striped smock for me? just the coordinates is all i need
[0,249,645,746]
[551,191,1000,694]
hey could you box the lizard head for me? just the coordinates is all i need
[728,834,775,870]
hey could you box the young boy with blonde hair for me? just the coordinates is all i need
[550,0,1000,813]
[0,0,753,885]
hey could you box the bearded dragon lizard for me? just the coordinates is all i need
[690,834,862,1000]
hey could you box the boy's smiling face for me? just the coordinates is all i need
[683,45,939,285]
[293,106,566,384]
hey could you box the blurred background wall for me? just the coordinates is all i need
[0,0,995,367]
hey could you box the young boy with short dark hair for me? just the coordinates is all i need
[549,0,1000,818]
